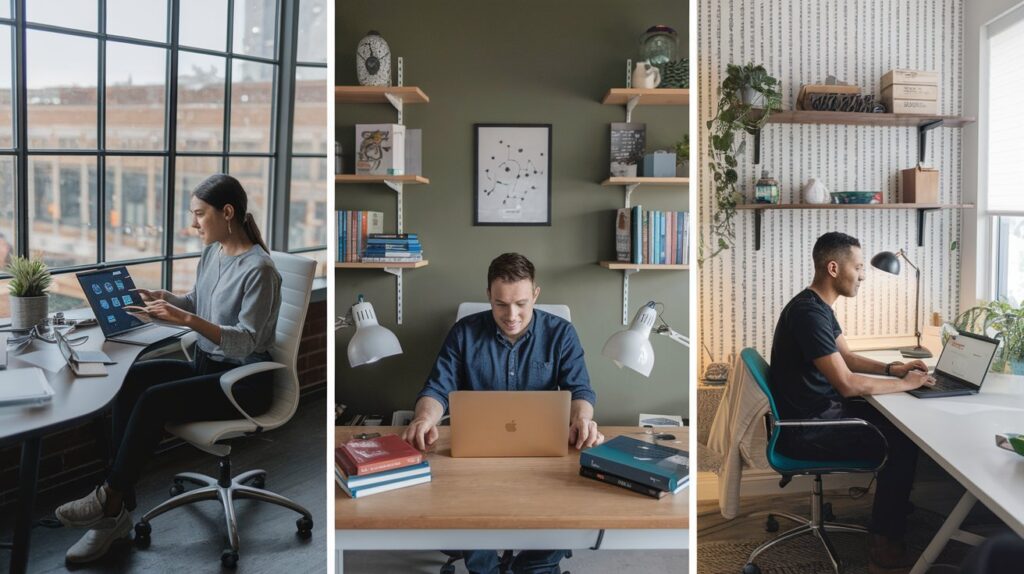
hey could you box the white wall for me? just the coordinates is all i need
[961,0,1024,307]
[698,0,966,363]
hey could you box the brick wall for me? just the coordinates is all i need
[0,299,327,510]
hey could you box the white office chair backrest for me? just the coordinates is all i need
[455,302,571,323]
[255,251,317,429]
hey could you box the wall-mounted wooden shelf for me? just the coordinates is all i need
[599,261,689,271]
[335,175,430,185]
[335,261,429,269]
[736,203,976,250]
[335,86,430,105]
[602,88,689,106]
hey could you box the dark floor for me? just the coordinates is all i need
[343,549,689,574]
[0,392,327,574]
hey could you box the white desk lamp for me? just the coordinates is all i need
[336,295,402,367]
[602,301,690,377]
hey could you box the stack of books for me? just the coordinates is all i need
[335,434,432,498]
[579,435,689,499]
[361,233,423,263]
[615,207,689,265]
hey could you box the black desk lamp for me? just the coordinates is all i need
[870,249,933,358]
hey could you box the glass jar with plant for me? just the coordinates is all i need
[705,62,782,260]
[675,134,689,177]
[951,299,1024,375]
[6,256,53,330]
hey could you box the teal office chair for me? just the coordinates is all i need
[739,348,887,574]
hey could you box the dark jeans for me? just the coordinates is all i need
[961,533,1024,574]
[775,399,918,540]
[106,350,273,504]
[443,550,568,574]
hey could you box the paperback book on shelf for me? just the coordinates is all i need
[621,207,689,264]
[579,435,689,492]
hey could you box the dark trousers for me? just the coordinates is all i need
[106,351,273,503]
[776,399,919,539]
[443,550,568,574]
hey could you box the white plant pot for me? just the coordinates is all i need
[10,295,48,330]
[742,87,765,108]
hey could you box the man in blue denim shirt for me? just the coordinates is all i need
[402,253,603,574]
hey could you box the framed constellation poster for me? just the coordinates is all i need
[474,124,552,226]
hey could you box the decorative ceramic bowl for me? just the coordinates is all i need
[831,191,882,204]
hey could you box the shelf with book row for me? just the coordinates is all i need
[735,202,975,250]
[336,85,431,325]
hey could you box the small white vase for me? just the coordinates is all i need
[10,295,48,330]
[802,177,831,204]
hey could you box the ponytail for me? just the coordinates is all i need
[243,212,270,253]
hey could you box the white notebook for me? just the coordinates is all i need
[0,367,55,407]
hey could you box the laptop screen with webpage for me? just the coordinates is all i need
[934,332,1000,387]
[75,267,148,337]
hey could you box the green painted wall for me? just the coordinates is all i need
[336,0,689,426]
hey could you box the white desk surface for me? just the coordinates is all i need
[0,311,157,445]
[860,350,1024,537]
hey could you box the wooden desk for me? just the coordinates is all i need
[335,426,689,573]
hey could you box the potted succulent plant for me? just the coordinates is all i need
[951,300,1024,374]
[6,256,52,330]
[675,134,689,177]
[705,62,782,260]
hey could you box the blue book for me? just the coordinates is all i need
[579,435,689,492]
[336,471,432,498]
[338,460,431,489]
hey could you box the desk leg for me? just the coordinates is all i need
[10,437,41,574]
[910,491,978,574]
[336,549,344,574]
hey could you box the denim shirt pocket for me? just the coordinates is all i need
[525,360,554,389]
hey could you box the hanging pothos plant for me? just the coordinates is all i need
[703,63,782,261]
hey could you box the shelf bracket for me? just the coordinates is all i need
[620,268,639,325]
[753,209,763,251]
[624,183,639,208]
[916,207,938,247]
[753,128,762,165]
[382,267,404,325]
[917,120,942,165]
[383,181,404,233]
[625,95,640,123]
[384,92,404,125]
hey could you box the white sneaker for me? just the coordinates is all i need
[55,486,117,529]
[65,507,132,564]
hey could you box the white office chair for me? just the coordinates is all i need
[455,302,571,322]
[132,251,317,569]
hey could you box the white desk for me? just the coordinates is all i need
[1,316,179,574]
[861,350,1024,574]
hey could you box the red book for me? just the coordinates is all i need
[336,434,423,476]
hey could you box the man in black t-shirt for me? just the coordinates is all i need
[770,232,936,574]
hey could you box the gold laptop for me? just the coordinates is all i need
[450,390,570,457]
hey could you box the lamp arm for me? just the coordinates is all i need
[898,250,923,345]
[655,326,691,348]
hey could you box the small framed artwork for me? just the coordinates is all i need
[474,124,552,226]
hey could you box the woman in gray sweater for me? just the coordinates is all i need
[53,174,282,564]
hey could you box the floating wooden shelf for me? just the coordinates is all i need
[335,175,429,185]
[335,261,429,269]
[738,203,975,250]
[601,177,689,187]
[335,86,429,104]
[599,261,689,270]
[754,110,975,128]
[602,88,689,106]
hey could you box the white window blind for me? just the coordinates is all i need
[987,6,1024,215]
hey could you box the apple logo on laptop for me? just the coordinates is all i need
[505,420,517,432]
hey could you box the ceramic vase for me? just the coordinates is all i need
[356,31,391,87]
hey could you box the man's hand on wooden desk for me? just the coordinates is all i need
[570,399,604,450]
[401,396,444,451]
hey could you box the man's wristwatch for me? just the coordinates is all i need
[885,361,902,377]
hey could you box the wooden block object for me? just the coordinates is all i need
[796,83,861,110]
[902,166,940,203]
[881,83,939,101]
[884,97,939,115]
[881,69,939,87]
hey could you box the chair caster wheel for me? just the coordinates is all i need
[296,516,313,538]
[221,549,239,568]
[133,521,151,548]
[440,563,456,574]
[765,514,779,532]
[823,502,836,522]
[742,563,761,574]
[169,482,185,497]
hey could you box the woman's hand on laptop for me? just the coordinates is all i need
[132,288,172,302]
[402,417,439,451]
[124,300,191,327]
[569,417,604,450]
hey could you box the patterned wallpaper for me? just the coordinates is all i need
[697,0,965,364]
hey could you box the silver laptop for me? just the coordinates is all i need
[909,331,1000,398]
[75,267,188,346]
[450,391,570,457]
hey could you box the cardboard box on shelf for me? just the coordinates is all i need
[881,69,939,88]
[355,123,405,176]
[901,166,940,203]
[881,83,939,101]
[884,97,939,115]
